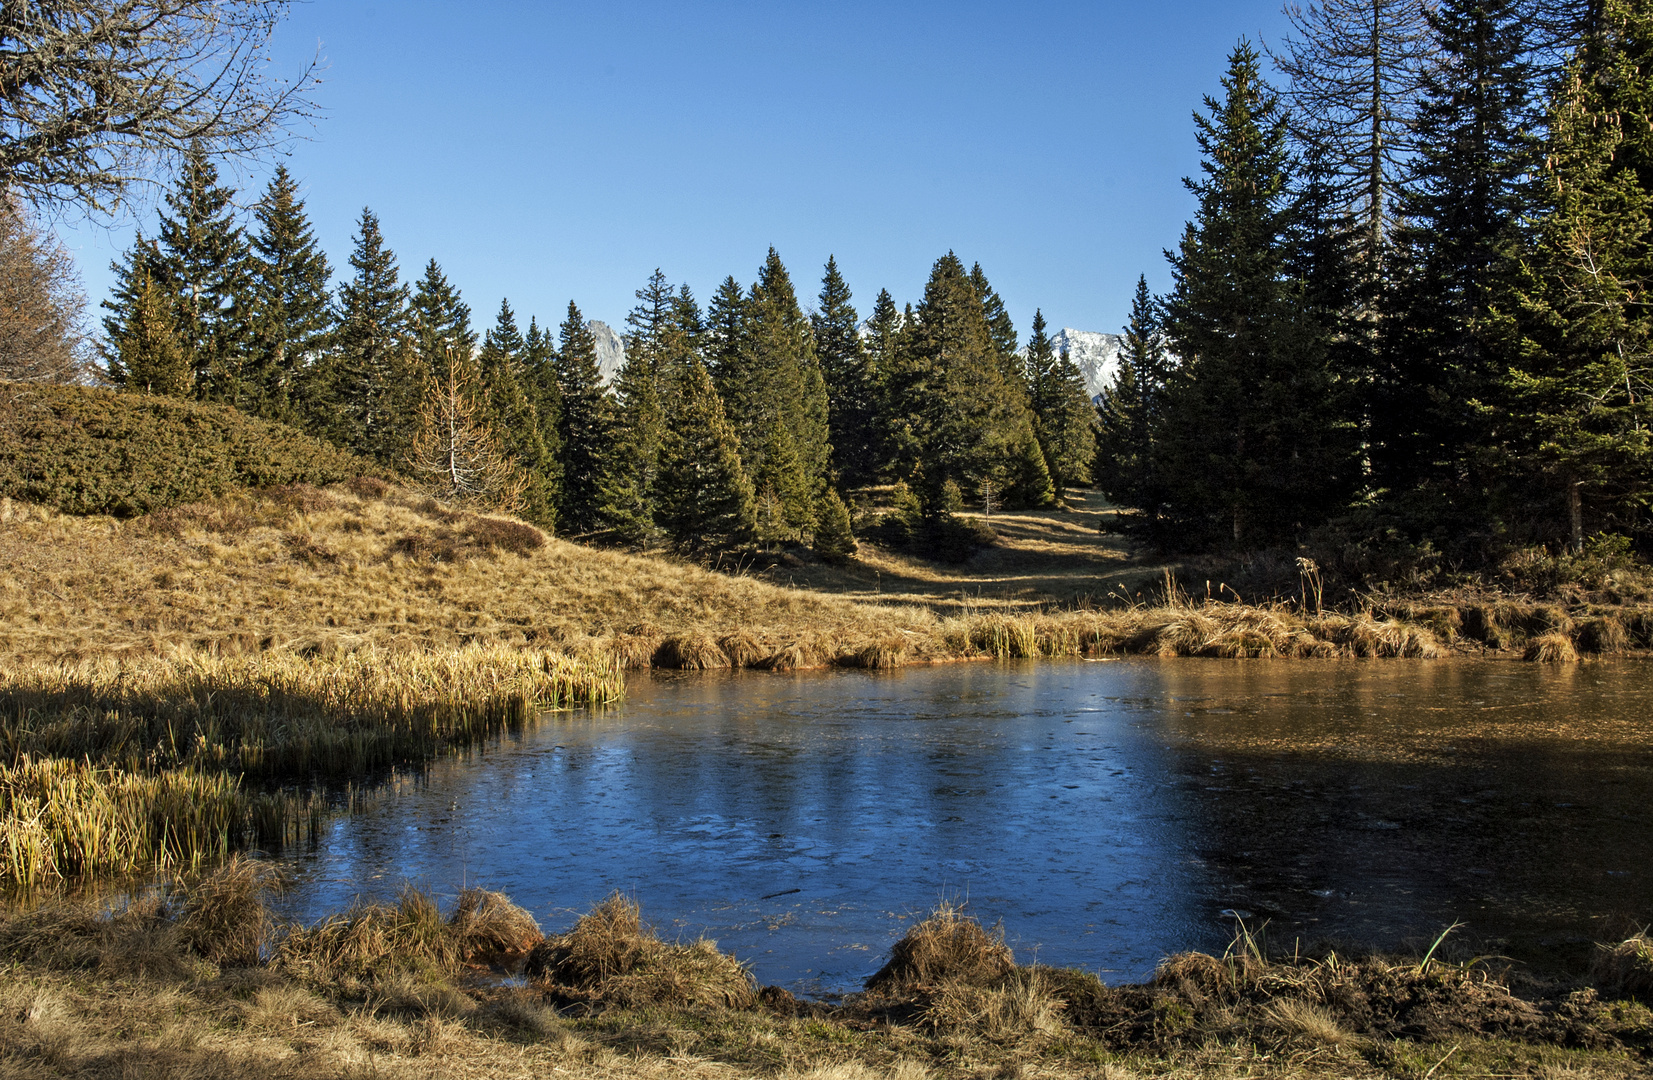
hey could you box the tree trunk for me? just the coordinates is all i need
[1569,479,1584,553]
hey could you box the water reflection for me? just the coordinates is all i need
[272,659,1653,992]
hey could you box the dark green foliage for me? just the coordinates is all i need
[752,418,814,542]
[0,384,373,516]
[1155,41,1357,546]
[653,360,756,553]
[860,288,904,480]
[1378,0,1535,499]
[410,260,477,377]
[524,316,564,499]
[320,208,418,465]
[478,300,557,528]
[812,488,858,564]
[111,259,191,398]
[1503,0,1653,549]
[595,270,677,542]
[243,166,333,423]
[1095,277,1166,523]
[1026,311,1097,500]
[554,302,612,536]
[970,263,1024,387]
[153,144,253,405]
[813,257,880,487]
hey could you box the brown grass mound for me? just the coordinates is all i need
[717,630,767,668]
[276,887,460,984]
[523,893,756,1010]
[654,634,730,670]
[865,903,1016,992]
[447,888,542,959]
[1525,632,1580,663]
[1591,934,1653,996]
[1576,615,1630,654]
[841,635,910,669]
[176,856,271,967]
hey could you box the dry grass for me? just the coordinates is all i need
[525,892,758,1010]
[866,903,1017,992]
[1590,933,1653,996]
[1526,632,1582,663]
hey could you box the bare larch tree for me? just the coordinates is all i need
[0,0,320,216]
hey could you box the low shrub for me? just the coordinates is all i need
[0,382,378,516]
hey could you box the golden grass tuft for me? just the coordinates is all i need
[524,893,757,1010]
[1590,934,1653,995]
[1576,614,1630,654]
[654,634,731,670]
[865,902,1017,992]
[920,967,1068,1041]
[1524,632,1580,663]
[275,886,461,985]
[447,888,543,958]
[717,630,767,668]
[176,855,272,967]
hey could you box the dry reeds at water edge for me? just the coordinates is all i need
[0,645,623,886]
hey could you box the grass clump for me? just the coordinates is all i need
[524,893,758,1010]
[1591,934,1653,996]
[866,903,1016,993]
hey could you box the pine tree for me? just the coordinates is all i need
[718,248,831,497]
[1379,0,1537,499]
[524,315,564,490]
[1095,277,1166,520]
[153,143,253,403]
[654,360,757,553]
[812,489,858,564]
[243,165,332,422]
[813,256,879,487]
[478,299,557,528]
[752,418,815,542]
[1026,311,1098,500]
[1504,0,1653,549]
[117,265,191,397]
[410,259,477,378]
[1157,41,1357,546]
[555,302,613,536]
[970,262,1026,387]
[861,287,905,479]
[324,207,416,463]
[596,270,677,541]
[102,237,177,391]
[703,275,747,382]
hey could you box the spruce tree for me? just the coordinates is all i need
[478,299,557,528]
[861,287,905,479]
[153,143,253,404]
[970,262,1026,387]
[524,315,564,481]
[1157,41,1356,546]
[1379,0,1536,500]
[751,418,815,542]
[596,270,678,542]
[118,265,192,397]
[1504,0,1653,549]
[555,302,613,536]
[813,256,880,487]
[1095,277,1165,521]
[812,489,858,565]
[1026,310,1098,500]
[410,259,477,377]
[703,275,747,382]
[102,237,176,391]
[244,165,332,422]
[324,207,416,463]
[654,360,757,553]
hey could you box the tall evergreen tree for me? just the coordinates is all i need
[703,275,747,383]
[813,256,879,487]
[102,236,177,392]
[478,299,557,528]
[1157,41,1356,545]
[861,287,905,480]
[597,270,677,542]
[116,264,191,397]
[1504,0,1653,549]
[555,302,613,536]
[752,417,815,541]
[524,315,564,477]
[1095,277,1169,523]
[244,165,332,422]
[970,262,1025,387]
[325,207,416,463]
[1027,310,1097,501]
[1379,0,1537,499]
[409,259,477,378]
[654,360,757,553]
[153,143,252,403]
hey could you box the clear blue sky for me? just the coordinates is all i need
[59,0,1295,343]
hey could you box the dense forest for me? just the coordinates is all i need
[58,0,1653,580]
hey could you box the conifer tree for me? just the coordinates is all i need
[1157,41,1356,545]
[1095,277,1167,521]
[524,315,564,475]
[117,265,192,397]
[596,270,678,542]
[704,276,747,382]
[554,302,612,536]
[752,418,815,542]
[813,256,880,487]
[1504,0,1653,549]
[1379,0,1536,498]
[478,299,557,528]
[861,287,905,479]
[324,207,417,463]
[410,260,477,377]
[812,489,858,565]
[1026,311,1098,500]
[970,262,1026,387]
[103,237,175,390]
[153,143,253,403]
[406,346,528,514]
[654,360,757,553]
[243,165,332,422]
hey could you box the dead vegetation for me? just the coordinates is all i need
[3,882,1650,1080]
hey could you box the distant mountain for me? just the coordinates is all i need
[1049,328,1122,401]
[589,320,625,382]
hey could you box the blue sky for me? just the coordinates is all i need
[59,0,1295,342]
